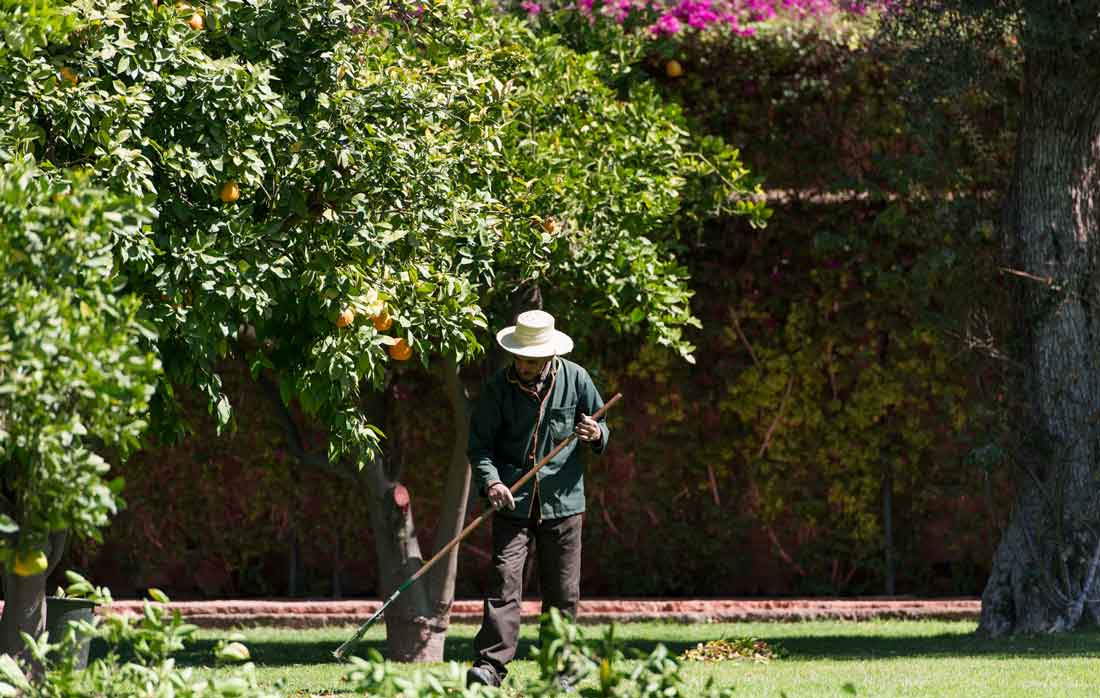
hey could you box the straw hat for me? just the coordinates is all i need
[496,310,574,358]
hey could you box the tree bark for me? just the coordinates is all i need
[426,356,472,626]
[979,47,1100,635]
[363,457,444,662]
[360,360,472,662]
[0,530,67,661]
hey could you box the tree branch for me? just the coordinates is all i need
[728,306,760,369]
[758,376,794,459]
[256,369,358,482]
[749,481,806,577]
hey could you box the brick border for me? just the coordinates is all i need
[77,598,980,629]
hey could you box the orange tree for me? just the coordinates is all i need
[0,155,160,656]
[0,0,765,660]
[0,4,160,658]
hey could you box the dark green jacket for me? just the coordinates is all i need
[468,357,609,521]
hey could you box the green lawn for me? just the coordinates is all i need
[131,620,1100,697]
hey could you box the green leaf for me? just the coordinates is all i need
[216,641,251,663]
[0,656,29,692]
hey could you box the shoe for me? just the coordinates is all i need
[466,664,501,688]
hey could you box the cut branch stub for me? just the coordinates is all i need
[390,484,410,511]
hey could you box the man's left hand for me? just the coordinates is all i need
[574,414,601,442]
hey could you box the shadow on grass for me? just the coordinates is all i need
[159,636,537,668]
[111,627,1100,670]
[762,630,1100,661]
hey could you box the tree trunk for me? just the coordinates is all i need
[426,356,472,626]
[979,50,1100,636]
[0,531,67,661]
[332,537,343,599]
[362,359,472,662]
[363,459,444,662]
[288,524,301,597]
[882,466,895,596]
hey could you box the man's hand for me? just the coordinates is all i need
[574,413,601,443]
[487,483,515,511]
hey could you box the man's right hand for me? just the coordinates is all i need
[487,483,515,511]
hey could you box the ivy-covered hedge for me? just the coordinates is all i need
[582,16,1015,595]
[70,16,1016,599]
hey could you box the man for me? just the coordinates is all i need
[466,309,609,688]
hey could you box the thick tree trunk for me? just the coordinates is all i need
[363,458,444,662]
[0,531,67,660]
[0,569,46,658]
[979,52,1100,636]
[362,359,472,662]
[426,357,472,625]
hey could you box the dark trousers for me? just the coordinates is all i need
[472,512,582,679]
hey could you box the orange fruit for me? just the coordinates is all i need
[188,12,204,30]
[219,180,240,203]
[665,59,683,78]
[372,310,393,332]
[12,550,48,577]
[540,217,557,234]
[336,307,355,329]
[59,67,78,85]
[387,338,412,361]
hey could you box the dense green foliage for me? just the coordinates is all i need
[0,157,159,560]
[0,587,282,697]
[2,0,1018,604]
[582,16,1014,594]
[0,0,761,454]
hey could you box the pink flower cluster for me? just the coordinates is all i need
[519,0,875,38]
[651,0,758,37]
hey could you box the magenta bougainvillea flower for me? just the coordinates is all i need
[650,13,682,35]
[525,0,877,37]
